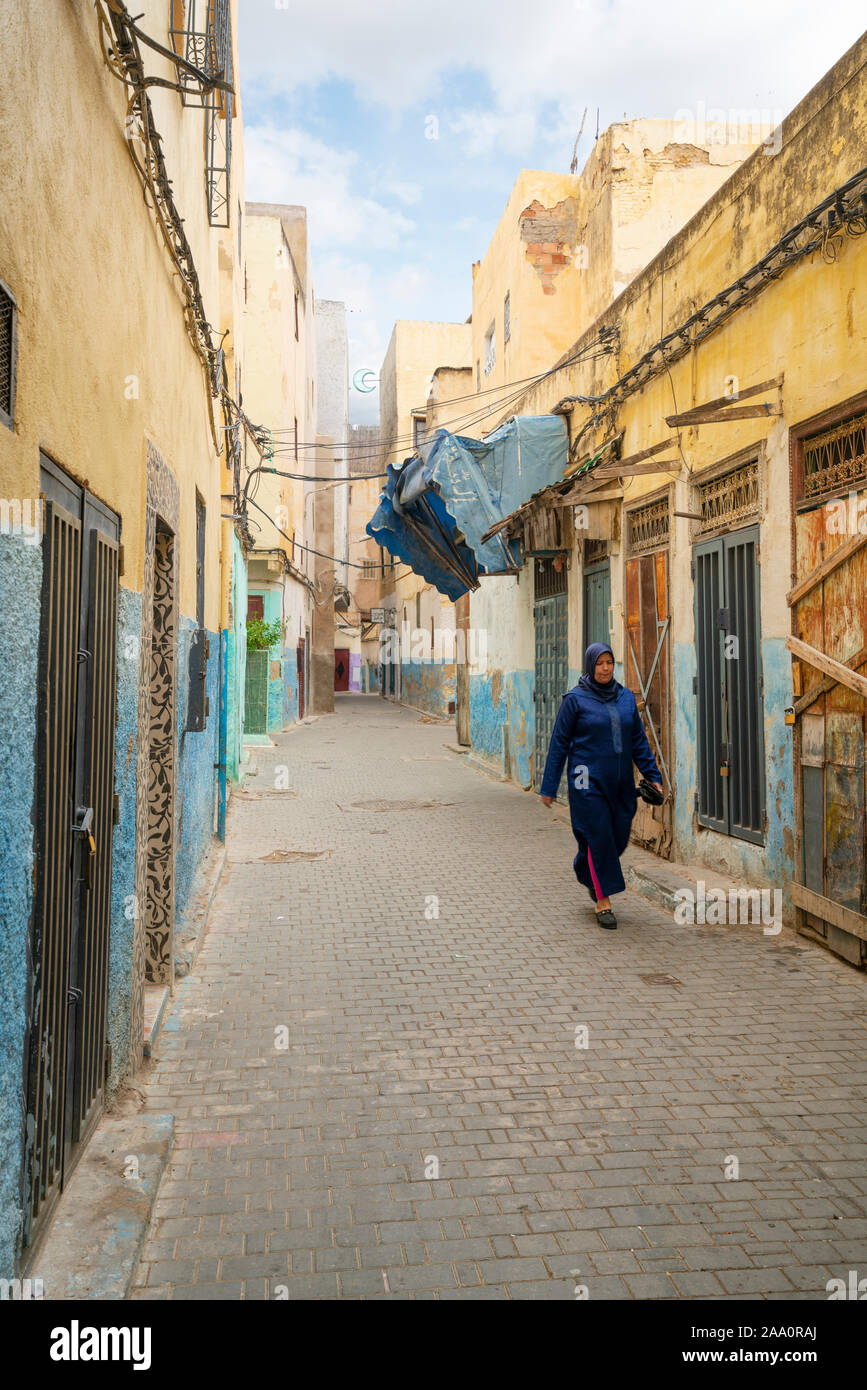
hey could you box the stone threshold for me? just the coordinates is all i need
[29,1114,174,1300]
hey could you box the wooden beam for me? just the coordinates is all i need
[792,643,867,716]
[564,433,623,478]
[791,881,867,943]
[786,532,867,606]
[666,403,781,425]
[611,437,678,470]
[786,635,867,700]
[666,376,782,421]
[593,458,682,479]
[554,487,623,507]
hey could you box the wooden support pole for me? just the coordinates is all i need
[792,643,867,715]
[786,532,867,606]
[786,635,867,700]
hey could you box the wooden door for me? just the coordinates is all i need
[334,647,350,692]
[625,549,672,857]
[790,402,867,966]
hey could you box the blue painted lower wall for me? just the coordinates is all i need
[673,637,795,887]
[175,618,220,920]
[283,651,299,726]
[400,659,456,718]
[469,668,535,788]
[0,534,40,1280]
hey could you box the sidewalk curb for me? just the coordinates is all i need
[31,1113,174,1300]
[173,839,227,983]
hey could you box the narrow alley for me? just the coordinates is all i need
[130,696,867,1301]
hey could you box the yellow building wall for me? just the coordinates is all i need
[0,0,245,634]
[469,127,764,437]
[243,207,316,570]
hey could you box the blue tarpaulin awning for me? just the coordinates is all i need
[365,415,569,600]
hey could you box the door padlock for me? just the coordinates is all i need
[785,706,796,725]
[85,833,96,891]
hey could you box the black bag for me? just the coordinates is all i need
[637,778,664,806]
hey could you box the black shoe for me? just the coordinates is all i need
[595,909,617,930]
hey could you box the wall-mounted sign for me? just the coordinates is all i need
[369,607,385,622]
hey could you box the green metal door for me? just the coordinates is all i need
[534,563,568,797]
[583,560,610,649]
[244,649,268,734]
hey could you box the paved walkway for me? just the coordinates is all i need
[132,695,867,1300]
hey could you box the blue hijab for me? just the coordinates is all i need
[579,642,620,702]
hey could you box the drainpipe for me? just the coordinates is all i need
[217,514,231,841]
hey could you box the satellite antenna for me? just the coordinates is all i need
[570,107,588,174]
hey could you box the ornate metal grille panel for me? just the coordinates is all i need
[0,281,15,423]
[205,47,232,227]
[627,497,670,554]
[697,459,759,536]
[803,409,867,501]
[169,0,230,107]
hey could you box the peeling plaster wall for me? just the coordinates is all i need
[175,616,220,920]
[107,588,141,1097]
[0,535,39,1279]
[400,660,455,718]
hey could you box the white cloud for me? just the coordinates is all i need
[240,0,866,127]
[379,180,423,205]
[244,125,416,253]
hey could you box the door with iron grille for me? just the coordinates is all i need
[583,560,610,649]
[26,456,119,1245]
[534,558,568,797]
[693,525,765,843]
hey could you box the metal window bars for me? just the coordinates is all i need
[697,460,759,536]
[169,0,230,107]
[803,409,867,502]
[627,497,670,554]
[204,39,232,227]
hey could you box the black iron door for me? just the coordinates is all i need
[26,456,119,1245]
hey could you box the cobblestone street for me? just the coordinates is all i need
[132,695,867,1301]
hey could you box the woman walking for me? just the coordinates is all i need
[540,642,663,929]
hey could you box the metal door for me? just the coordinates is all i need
[583,560,610,649]
[534,560,568,797]
[297,641,305,719]
[26,456,119,1245]
[244,649,268,733]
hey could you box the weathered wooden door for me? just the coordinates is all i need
[26,456,119,1246]
[790,402,867,966]
[625,548,672,856]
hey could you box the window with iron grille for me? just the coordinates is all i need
[0,278,17,429]
[205,62,232,227]
[534,556,567,598]
[801,408,867,503]
[503,292,511,344]
[412,415,425,451]
[626,496,670,554]
[694,525,764,844]
[169,0,231,107]
[697,459,759,537]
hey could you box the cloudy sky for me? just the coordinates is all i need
[237,1,865,425]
